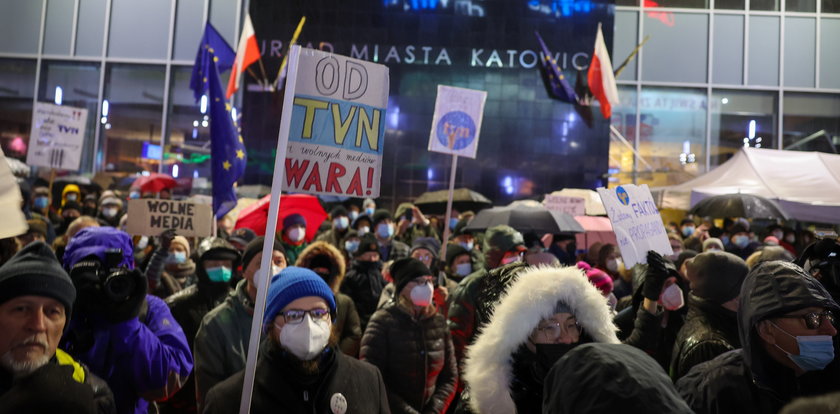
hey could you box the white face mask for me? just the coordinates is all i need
[277,314,331,361]
[102,207,119,218]
[606,258,622,272]
[333,217,350,230]
[288,227,306,242]
[409,282,434,307]
[136,236,149,250]
[357,226,370,236]
[253,265,282,287]
[660,283,685,311]
[455,262,472,277]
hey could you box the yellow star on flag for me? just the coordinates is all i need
[225,103,232,112]
[223,160,231,170]
[236,149,245,159]
[239,135,244,143]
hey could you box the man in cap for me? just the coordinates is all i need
[670,251,749,380]
[372,209,410,262]
[193,236,286,411]
[677,261,840,413]
[62,227,193,414]
[227,228,257,252]
[280,213,309,265]
[316,205,352,251]
[203,267,390,413]
[0,242,115,413]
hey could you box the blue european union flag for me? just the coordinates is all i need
[535,31,578,104]
[190,23,246,219]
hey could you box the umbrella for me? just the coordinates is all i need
[689,193,789,220]
[464,203,584,235]
[234,194,327,242]
[414,188,492,215]
[549,188,607,216]
[133,173,177,193]
[574,215,617,249]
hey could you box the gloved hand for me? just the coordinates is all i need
[0,363,96,414]
[642,250,671,301]
[102,269,148,323]
[158,228,176,252]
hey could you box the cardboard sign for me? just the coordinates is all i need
[427,85,487,159]
[543,195,586,217]
[26,102,88,171]
[596,184,673,267]
[281,47,389,197]
[126,199,213,237]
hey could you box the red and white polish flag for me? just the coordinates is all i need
[226,14,261,99]
[587,23,620,119]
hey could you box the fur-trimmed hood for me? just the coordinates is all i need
[464,265,620,414]
[295,241,347,292]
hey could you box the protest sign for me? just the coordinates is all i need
[282,47,390,197]
[26,102,88,171]
[543,195,586,217]
[596,184,673,267]
[125,199,213,237]
[0,147,27,238]
[427,85,487,159]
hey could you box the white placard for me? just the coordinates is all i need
[26,102,88,171]
[596,184,673,267]
[544,195,586,217]
[427,85,487,159]
[282,47,390,197]
[125,199,213,237]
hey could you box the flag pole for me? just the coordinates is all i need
[238,45,301,414]
[273,16,306,90]
[613,35,650,78]
[439,154,459,261]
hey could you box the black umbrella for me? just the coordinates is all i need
[689,193,789,220]
[464,203,585,235]
[414,188,492,215]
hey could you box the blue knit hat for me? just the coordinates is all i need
[263,266,336,332]
[283,213,307,229]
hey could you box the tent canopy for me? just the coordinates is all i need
[653,147,840,224]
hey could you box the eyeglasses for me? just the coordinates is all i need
[279,308,330,325]
[411,276,434,285]
[536,320,581,342]
[776,311,836,330]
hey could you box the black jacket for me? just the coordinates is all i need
[204,341,390,414]
[676,261,840,414]
[543,343,692,414]
[361,301,457,414]
[341,260,386,330]
[669,294,740,381]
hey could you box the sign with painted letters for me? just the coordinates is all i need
[543,195,586,217]
[126,199,213,238]
[596,184,672,267]
[428,85,487,159]
[282,47,389,197]
[26,102,88,171]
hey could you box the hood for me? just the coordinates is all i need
[543,343,693,414]
[464,265,619,414]
[738,261,839,378]
[61,184,81,205]
[394,202,415,220]
[195,237,241,284]
[63,226,134,270]
[295,241,346,292]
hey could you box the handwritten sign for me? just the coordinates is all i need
[282,48,389,197]
[126,199,213,237]
[543,195,586,217]
[427,85,487,159]
[596,184,672,267]
[27,102,88,171]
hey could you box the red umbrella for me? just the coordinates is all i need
[234,194,327,242]
[133,173,177,193]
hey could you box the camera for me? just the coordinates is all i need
[70,249,136,303]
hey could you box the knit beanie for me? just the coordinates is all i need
[0,241,76,318]
[411,237,441,260]
[372,209,392,227]
[391,257,432,294]
[354,233,379,258]
[445,243,470,267]
[577,261,613,296]
[703,238,724,251]
[330,205,349,218]
[242,236,285,270]
[686,251,749,304]
[26,218,48,237]
[283,213,307,229]
[263,266,336,332]
[171,236,190,257]
[228,227,257,247]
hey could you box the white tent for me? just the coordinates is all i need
[653,147,840,224]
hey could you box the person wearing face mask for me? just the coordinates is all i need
[295,241,363,357]
[670,251,748,381]
[81,194,98,217]
[372,209,410,262]
[680,218,696,239]
[361,258,457,414]
[60,184,82,210]
[279,214,308,265]
[363,198,377,217]
[56,201,83,237]
[203,267,390,414]
[351,213,373,237]
[444,244,473,284]
[780,228,798,256]
[340,233,386,330]
[193,237,286,412]
[451,219,486,272]
[702,237,725,252]
[145,230,197,298]
[315,206,353,251]
[161,237,240,413]
[340,229,361,264]
[393,203,439,247]
[677,261,840,414]
[96,193,124,228]
[725,223,760,260]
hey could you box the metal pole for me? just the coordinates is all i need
[439,154,458,260]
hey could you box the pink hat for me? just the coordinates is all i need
[577,261,613,296]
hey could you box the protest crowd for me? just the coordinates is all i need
[3,176,840,414]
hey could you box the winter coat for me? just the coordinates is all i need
[0,349,116,414]
[145,247,196,298]
[361,300,457,414]
[379,239,411,262]
[342,260,387,330]
[462,265,620,414]
[315,227,350,250]
[670,294,740,381]
[204,340,390,414]
[676,261,840,414]
[543,343,693,414]
[193,279,254,412]
[447,262,530,388]
[61,294,193,414]
[281,240,308,265]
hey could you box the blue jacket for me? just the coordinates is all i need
[63,295,194,414]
